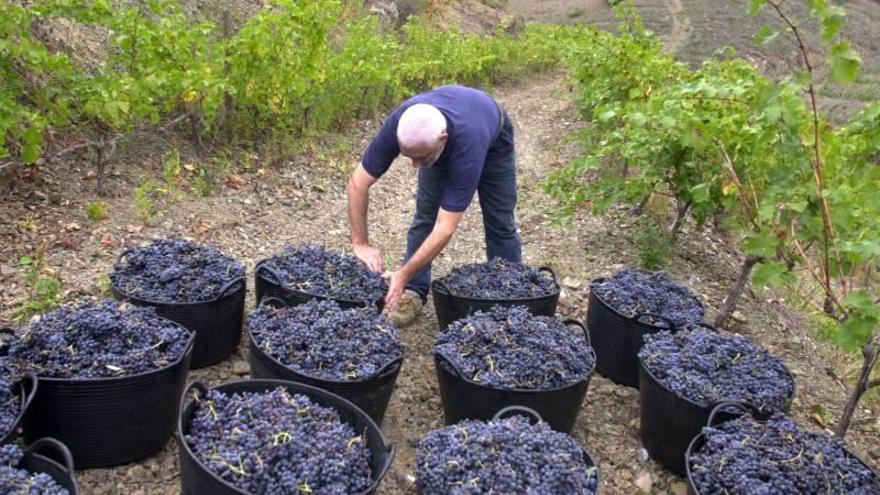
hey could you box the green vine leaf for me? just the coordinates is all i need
[829,40,861,83]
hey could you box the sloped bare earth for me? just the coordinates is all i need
[1,72,877,494]
[2,1,880,493]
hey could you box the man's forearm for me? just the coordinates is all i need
[400,227,454,280]
[347,179,370,246]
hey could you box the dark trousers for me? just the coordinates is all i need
[404,147,522,301]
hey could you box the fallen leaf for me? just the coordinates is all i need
[223,174,244,190]
[54,234,78,250]
[193,221,212,237]
[126,224,145,234]
[100,237,118,248]
[63,222,81,231]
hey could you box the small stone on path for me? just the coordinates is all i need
[635,471,653,492]
[562,276,583,290]
[670,481,689,495]
[232,360,250,376]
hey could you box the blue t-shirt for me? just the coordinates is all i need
[362,85,514,212]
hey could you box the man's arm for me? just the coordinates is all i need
[347,164,384,272]
[384,208,463,310]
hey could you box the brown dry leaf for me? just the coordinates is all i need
[184,163,198,173]
[193,220,213,237]
[126,224,145,234]
[223,174,244,190]
[63,222,81,231]
[100,237,118,248]
[54,234,78,250]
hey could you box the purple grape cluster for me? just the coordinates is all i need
[249,299,402,381]
[690,413,880,494]
[0,300,190,379]
[185,386,372,494]
[440,258,557,299]
[260,245,386,303]
[0,444,70,494]
[0,378,20,439]
[111,238,244,303]
[435,306,594,390]
[591,268,704,327]
[417,415,598,494]
[639,329,794,410]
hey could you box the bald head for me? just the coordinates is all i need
[397,103,446,156]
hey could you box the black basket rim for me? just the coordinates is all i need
[433,319,596,393]
[255,260,385,308]
[0,373,37,444]
[21,441,79,495]
[637,350,797,411]
[588,276,704,330]
[15,320,195,384]
[247,330,404,385]
[582,448,601,490]
[431,266,560,303]
[177,378,394,495]
[684,412,879,495]
[110,276,246,307]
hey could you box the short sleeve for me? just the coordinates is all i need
[362,106,404,178]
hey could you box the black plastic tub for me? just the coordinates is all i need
[111,250,246,369]
[254,260,385,311]
[639,355,795,475]
[685,402,880,495]
[177,379,395,495]
[431,266,560,330]
[0,373,37,445]
[587,277,698,388]
[434,319,594,433]
[248,319,402,424]
[17,438,80,494]
[416,406,601,495]
[21,325,195,469]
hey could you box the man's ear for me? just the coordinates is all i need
[439,131,449,144]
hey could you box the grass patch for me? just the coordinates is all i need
[86,200,109,221]
[13,248,62,323]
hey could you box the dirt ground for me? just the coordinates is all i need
[1,2,879,494]
[1,73,878,494]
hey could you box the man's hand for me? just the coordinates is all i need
[382,208,462,312]
[348,164,379,269]
[382,270,410,311]
[353,244,384,273]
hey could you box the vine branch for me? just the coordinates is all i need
[769,0,847,300]
[789,223,846,316]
